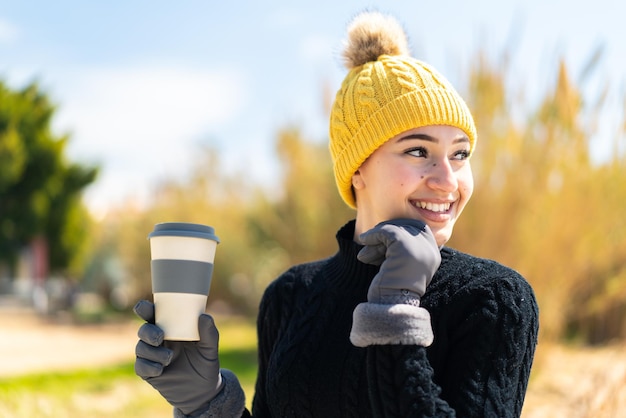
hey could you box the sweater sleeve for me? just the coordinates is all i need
[364,272,539,418]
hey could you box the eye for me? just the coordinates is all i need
[406,147,428,158]
[451,149,470,161]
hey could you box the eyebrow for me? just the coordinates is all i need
[398,133,470,144]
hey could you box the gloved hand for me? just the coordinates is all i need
[357,218,441,306]
[350,219,440,347]
[134,300,223,416]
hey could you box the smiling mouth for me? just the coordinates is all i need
[413,201,451,213]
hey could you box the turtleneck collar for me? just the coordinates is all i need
[324,220,379,291]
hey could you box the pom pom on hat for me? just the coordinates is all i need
[342,11,409,69]
[329,11,477,209]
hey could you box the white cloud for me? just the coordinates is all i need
[56,66,246,152]
[50,66,249,215]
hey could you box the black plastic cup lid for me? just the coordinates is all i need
[148,222,220,243]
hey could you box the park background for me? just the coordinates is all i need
[1,1,625,416]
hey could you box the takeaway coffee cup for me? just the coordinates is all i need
[148,222,220,341]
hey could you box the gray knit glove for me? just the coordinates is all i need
[350,219,440,347]
[134,300,245,417]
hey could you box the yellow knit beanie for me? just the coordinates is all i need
[329,11,477,208]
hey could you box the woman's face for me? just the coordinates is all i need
[352,125,474,246]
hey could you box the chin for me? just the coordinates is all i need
[435,235,449,247]
[431,227,453,247]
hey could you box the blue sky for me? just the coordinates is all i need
[1,1,624,217]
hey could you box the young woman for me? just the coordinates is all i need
[134,11,539,417]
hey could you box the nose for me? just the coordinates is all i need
[425,158,458,192]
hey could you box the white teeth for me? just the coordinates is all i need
[417,201,450,212]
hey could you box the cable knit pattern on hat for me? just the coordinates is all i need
[246,221,538,417]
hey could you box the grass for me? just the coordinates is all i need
[0,316,258,418]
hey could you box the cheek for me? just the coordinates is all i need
[462,183,474,200]
[391,166,422,188]
[457,175,474,210]
[459,166,474,195]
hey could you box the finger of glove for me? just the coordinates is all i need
[357,243,386,265]
[135,356,165,379]
[133,299,155,323]
[364,219,427,241]
[358,224,406,264]
[358,226,392,246]
[358,220,438,266]
[136,339,173,366]
[377,218,427,235]
[197,314,220,358]
[137,322,165,347]
[360,221,421,247]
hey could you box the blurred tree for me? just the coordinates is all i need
[0,81,98,277]
[248,127,354,265]
[451,46,626,342]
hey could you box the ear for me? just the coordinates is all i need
[352,170,365,190]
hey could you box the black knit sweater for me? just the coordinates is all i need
[245,220,539,417]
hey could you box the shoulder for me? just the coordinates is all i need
[437,247,534,294]
[259,258,329,311]
[265,258,328,294]
[439,247,522,278]
[428,247,538,322]
[426,249,539,361]
[256,257,332,342]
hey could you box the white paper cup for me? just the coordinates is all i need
[148,222,219,341]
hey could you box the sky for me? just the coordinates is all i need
[1,0,624,218]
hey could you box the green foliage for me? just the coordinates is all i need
[0,81,98,276]
[0,127,26,192]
